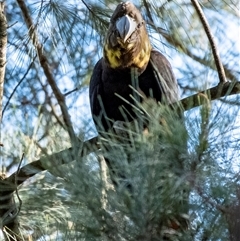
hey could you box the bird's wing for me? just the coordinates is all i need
[89,58,106,130]
[150,50,179,104]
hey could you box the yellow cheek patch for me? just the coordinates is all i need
[104,41,151,69]
[132,43,151,68]
[104,45,122,68]
[126,43,135,50]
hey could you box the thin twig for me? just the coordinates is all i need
[195,184,229,214]
[191,0,227,84]
[64,87,78,97]
[81,0,95,15]
[16,153,24,175]
[15,153,24,215]
[2,56,37,119]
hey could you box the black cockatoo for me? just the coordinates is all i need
[89,1,178,133]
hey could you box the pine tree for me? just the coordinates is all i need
[0,1,239,240]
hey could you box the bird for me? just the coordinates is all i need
[89,1,179,134]
[89,2,188,237]
[89,0,179,188]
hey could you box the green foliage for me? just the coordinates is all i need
[0,0,239,240]
[16,103,191,240]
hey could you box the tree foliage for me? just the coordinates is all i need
[0,0,239,240]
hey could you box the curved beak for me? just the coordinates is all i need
[116,15,137,43]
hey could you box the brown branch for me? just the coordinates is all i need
[0,167,22,241]
[0,4,21,240]
[177,81,240,111]
[16,0,78,147]
[1,193,22,241]
[0,136,99,192]
[191,0,227,84]
[0,1,7,123]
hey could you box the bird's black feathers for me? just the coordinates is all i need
[89,49,178,132]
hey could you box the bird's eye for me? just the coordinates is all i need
[137,21,144,28]
[115,29,120,37]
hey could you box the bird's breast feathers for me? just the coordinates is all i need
[104,40,151,69]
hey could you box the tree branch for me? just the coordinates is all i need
[177,81,240,111]
[16,0,78,147]
[0,136,99,193]
[191,0,227,84]
[0,1,7,123]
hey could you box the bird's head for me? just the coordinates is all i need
[104,1,152,71]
